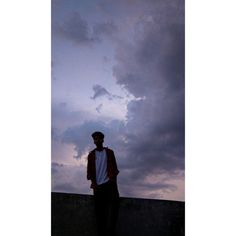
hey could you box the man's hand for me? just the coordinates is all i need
[109,177,117,183]
[91,181,98,189]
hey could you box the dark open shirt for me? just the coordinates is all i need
[87,147,119,189]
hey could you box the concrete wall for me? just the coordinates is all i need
[52,192,185,236]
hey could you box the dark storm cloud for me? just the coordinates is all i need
[91,84,110,99]
[103,56,110,63]
[58,11,96,45]
[110,0,185,183]
[91,84,123,100]
[61,120,126,159]
[120,94,185,176]
[96,104,103,113]
[93,21,118,38]
[52,162,90,194]
[51,127,60,141]
[57,11,118,45]
[136,23,185,92]
[51,102,95,132]
[113,26,184,97]
[52,162,64,174]
[118,170,180,199]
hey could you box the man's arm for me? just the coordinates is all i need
[87,154,91,180]
[87,153,97,189]
[109,150,119,182]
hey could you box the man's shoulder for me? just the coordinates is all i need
[104,147,114,153]
[88,149,96,156]
[88,147,114,157]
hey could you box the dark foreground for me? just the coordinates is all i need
[52,192,185,236]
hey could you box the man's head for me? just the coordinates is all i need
[91,131,105,148]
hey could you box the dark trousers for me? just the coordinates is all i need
[94,180,120,236]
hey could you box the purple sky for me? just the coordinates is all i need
[52,0,185,201]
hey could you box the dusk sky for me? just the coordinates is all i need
[51,0,185,201]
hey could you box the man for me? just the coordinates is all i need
[87,131,120,236]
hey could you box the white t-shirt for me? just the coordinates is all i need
[95,149,109,185]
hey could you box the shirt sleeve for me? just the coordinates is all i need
[87,154,91,180]
[111,150,119,176]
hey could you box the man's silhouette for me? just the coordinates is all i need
[87,131,120,236]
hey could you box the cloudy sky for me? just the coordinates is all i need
[52,0,184,201]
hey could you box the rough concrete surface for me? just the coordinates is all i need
[52,192,184,236]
